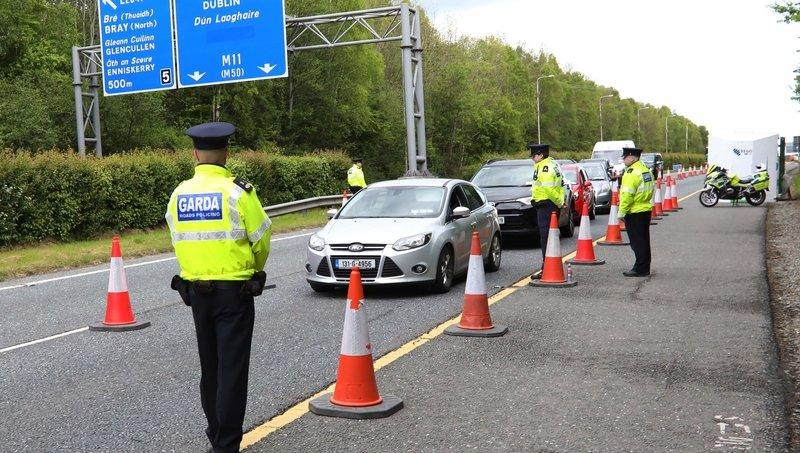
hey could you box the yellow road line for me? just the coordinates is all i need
[240,186,703,450]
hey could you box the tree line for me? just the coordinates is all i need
[0,0,708,180]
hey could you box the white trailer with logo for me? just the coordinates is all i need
[707,134,779,200]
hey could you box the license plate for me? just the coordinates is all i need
[497,217,505,224]
[335,259,376,270]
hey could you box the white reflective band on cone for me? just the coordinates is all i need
[107,257,128,293]
[340,300,372,356]
[578,215,592,240]
[607,204,619,226]
[464,254,486,296]
[655,184,662,203]
[546,226,561,257]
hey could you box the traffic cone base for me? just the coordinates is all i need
[445,323,509,337]
[309,394,403,420]
[445,232,508,338]
[569,258,606,266]
[89,320,151,332]
[598,240,630,246]
[530,278,578,288]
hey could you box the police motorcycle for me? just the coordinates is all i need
[698,164,769,207]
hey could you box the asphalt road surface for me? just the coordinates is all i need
[1,176,761,451]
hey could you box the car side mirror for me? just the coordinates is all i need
[326,208,338,219]
[451,206,470,219]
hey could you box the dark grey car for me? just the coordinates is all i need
[580,162,613,214]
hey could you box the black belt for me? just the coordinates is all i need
[191,280,245,291]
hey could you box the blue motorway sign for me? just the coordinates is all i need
[97,0,176,96]
[173,0,289,88]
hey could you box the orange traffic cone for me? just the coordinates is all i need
[569,202,605,265]
[309,267,403,418]
[598,185,630,246]
[445,232,508,337]
[89,236,150,332]
[670,176,682,210]
[653,178,666,218]
[530,211,577,287]
[662,176,676,212]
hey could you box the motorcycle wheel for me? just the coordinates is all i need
[699,188,719,207]
[745,190,766,206]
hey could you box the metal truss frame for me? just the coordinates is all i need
[72,4,428,175]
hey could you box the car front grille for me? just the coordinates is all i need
[330,255,381,279]
[329,244,386,252]
[381,258,403,277]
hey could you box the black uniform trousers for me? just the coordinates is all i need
[624,211,652,274]
[535,200,559,260]
[189,283,255,453]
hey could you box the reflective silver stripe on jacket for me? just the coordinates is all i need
[171,229,247,243]
[248,218,272,243]
[533,181,560,187]
[620,186,637,194]
[228,185,246,230]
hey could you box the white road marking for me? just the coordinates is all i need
[0,327,90,354]
[714,415,753,450]
[0,232,314,292]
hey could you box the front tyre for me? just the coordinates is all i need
[746,190,766,206]
[698,188,719,207]
[430,246,454,293]
[484,233,502,272]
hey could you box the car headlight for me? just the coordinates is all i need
[515,196,532,206]
[308,234,326,251]
[392,233,432,251]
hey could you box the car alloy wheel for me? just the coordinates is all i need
[485,233,502,272]
[431,246,454,293]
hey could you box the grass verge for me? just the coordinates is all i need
[0,208,329,282]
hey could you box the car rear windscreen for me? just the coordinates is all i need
[472,165,534,187]
[592,150,623,163]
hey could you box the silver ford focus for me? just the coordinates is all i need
[305,178,502,293]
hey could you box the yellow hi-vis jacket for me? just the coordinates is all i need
[165,164,272,281]
[347,164,366,187]
[618,159,654,218]
[532,156,565,207]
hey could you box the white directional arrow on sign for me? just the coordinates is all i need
[257,63,277,74]
[102,0,117,10]
[187,71,206,82]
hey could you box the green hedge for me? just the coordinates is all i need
[0,150,351,247]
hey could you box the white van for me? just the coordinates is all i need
[591,140,635,178]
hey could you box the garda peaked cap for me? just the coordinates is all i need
[527,143,550,155]
[621,147,643,157]
[352,157,364,163]
[186,122,235,150]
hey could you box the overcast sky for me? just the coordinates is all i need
[418,0,800,141]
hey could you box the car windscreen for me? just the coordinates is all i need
[338,186,445,219]
[592,150,623,163]
[641,155,656,164]
[561,169,578,184]
[472,165,534,187]
[582,165,607,180]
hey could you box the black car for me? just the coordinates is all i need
[641,153,664,179]
[471,159,576,241]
